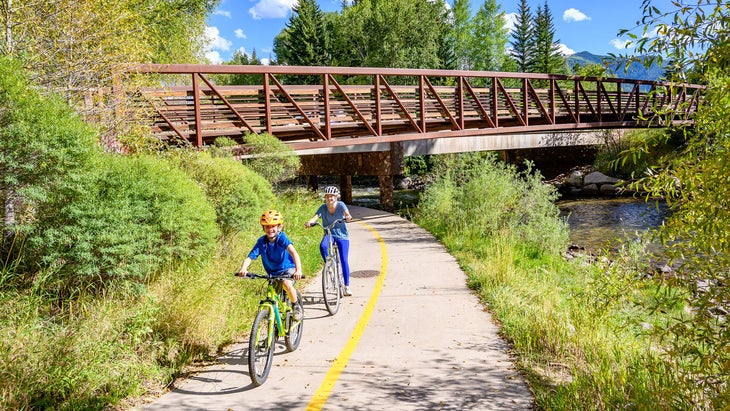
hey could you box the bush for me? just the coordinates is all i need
[0,56,96,247]
[242,132,300,185]
[25,153,219,298]
[416,152,568,256]
[171,150,274,240]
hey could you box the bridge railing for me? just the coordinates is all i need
[127,64,704,150]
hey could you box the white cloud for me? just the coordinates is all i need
[557,44,575,56]
[261,58,271,65]
[205,26,232,52]
[563,8,590,23]
[504,13,518,33]
[610,38,630,50]
[249,0,297,20]
[206,51,223,65]
[214,9,232,18]
[235,29,247,39]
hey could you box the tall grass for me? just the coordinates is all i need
[414,153,692,410]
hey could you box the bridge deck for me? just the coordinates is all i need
[129,65,703,150]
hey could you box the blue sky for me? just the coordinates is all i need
[204,0,672,65]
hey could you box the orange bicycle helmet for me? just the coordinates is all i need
[260,209,283,226]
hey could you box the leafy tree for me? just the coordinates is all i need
[531,2,567,74]
[469,0,510,72]
[616,1,730,408]
[214,49,265,85]
[0,0,217,148]
[326,0,448,70]
[449,0,473,70]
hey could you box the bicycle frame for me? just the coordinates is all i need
[240,271,304,386]
[311,219,345,315]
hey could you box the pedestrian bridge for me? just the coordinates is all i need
[129,64,703,152]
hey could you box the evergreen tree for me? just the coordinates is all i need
[510,0,534,72]
[469,0,509,73]
[273,0,329,78]
[531,1,567,74]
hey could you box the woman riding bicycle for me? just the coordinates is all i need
[304,186,353,296]
[238,209,304,320]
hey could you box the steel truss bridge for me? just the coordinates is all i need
[128,64,704,209]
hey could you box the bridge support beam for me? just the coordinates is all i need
[299,143,403,211]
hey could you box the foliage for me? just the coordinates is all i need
[274,0,329,69]
[509,0,534,72]
[531,2,568,75]
[242,132,301,185]
[326,0,448,69]
[24,153,219,299]
[593,129,686,180]
[612,1,730,407]
[171,149,274,241]
[0,0,217,149]
[214,49,265,85]
[448,0,473,70]
[416,152,568,256]
[0,56,96,249]
[469,0,510,73]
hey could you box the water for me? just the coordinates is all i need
[558,197,670,252]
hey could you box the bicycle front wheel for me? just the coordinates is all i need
[285,290,304,352]
[248,308,274,386]
[322,259,341,315]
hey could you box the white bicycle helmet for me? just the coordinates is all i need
[323,186,340,197]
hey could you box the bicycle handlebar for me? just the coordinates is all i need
[307,218,345,231]
[234,272,305,279]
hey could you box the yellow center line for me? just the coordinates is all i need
[305,221,388,411]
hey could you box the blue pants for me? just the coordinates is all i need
[320,235,351,286]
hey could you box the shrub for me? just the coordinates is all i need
[171,150,274,240]
[417,152,568,256]
[0,56,96,249]
[26,153,219,298]
[242,132,300,185]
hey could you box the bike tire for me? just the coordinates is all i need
[248,308,274,386]
[285,290,304,352]
[322,259,341,315]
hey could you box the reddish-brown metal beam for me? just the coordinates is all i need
[126,65,704,150]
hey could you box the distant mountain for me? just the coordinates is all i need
[565,51,665,81]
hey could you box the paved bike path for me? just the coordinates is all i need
[141,206,534,410]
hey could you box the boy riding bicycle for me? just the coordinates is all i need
[237,210,304,320]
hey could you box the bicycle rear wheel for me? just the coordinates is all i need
[248,308,274,386]
[322,259,341,315]
[285,290,304,352]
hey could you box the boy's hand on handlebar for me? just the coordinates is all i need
[234,270,247,277]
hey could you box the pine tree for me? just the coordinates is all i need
[273,0,329,75]
[531,1,567,74]
[510,0,534,72]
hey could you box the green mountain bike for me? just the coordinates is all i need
[235,271,304,386]
[311,219,345,315]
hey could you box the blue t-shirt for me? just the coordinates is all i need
[247,231,296,275]
[316,202,349,240]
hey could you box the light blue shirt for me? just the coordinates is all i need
[316,202,349,240]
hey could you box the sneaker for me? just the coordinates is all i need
[344,286,352,296]
[293,302,303,321]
